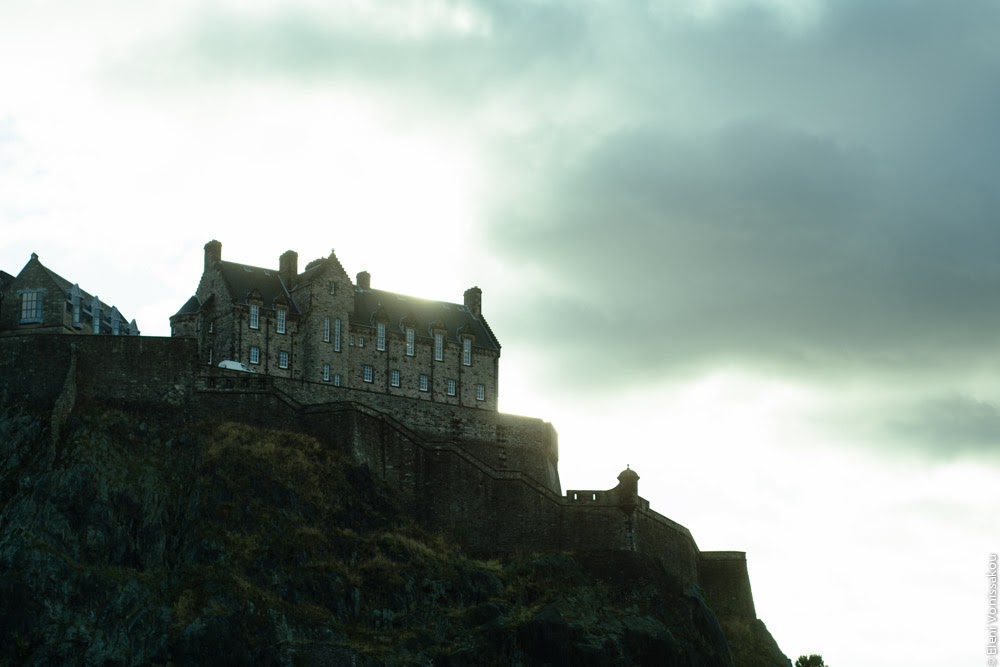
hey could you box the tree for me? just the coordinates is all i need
[795,655,827,667]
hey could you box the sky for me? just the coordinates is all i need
[2,1,999,664]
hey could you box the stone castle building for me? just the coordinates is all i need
[0,242,766,633]
[170,241,499,410]
[0,253,139,337]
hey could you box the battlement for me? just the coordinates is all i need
[0,333,758,623]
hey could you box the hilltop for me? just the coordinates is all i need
[0,402,789,666]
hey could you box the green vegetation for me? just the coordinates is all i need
[0,404,785,665]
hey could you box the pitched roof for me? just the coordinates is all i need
[217,261,299,314]
[353,288,500,351]
[172,295,202,318]
[16,254,130,324]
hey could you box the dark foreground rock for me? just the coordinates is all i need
[0,404,789,666]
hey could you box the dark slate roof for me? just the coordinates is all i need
[172,295,202,318]
[25,257,127,323]
[353,288,500,351]
[217,261,299,314]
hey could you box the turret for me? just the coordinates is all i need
[616,466,639,513]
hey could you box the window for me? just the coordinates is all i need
[419,374,429,392]
[376,322,386,351]
[329,282,336,295]
[279,351,289,369]
[333,373,342,387]
[363,365,373,383]
[447,379,456,396]
[250,346,260,364]
[462,338,472,366]
[434,333,443,361]
[249,304,260,330]
[322,364,330,382]
[207,349,213,366]
[72,302,81,326]
[112,319,120,336]
[390,369,400,387]
[359,336,365,348]
[92,309,101,334]
[405,327,415,356]
[323,317,330,342]
[476,384,485,401]
[334,319,341,352]
[208,321,214,334]
[19,290,43,324]
[277,308,287,334]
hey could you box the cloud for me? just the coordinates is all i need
[486,116,1000,386]
[863,394,1000,461]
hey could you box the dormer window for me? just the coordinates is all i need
[91,297,102,334]
[249,304,260,330]
[277,308,287,334]
[405,327,415,356]
[462,338,472,366]
[376,322,386,351]
[69,285,81,327]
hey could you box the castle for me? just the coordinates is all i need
[170,241,499,410]
[0,243,760,627]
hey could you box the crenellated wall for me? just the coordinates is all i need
[0,333,758,623]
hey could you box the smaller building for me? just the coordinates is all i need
[0,253,139,337]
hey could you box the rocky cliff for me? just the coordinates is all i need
[0,402,789,666]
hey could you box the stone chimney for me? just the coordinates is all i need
[279,250,298,289]
[464,286,482,317]
[356,271,371,289]
[204,240,222,272]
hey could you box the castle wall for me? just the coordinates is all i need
[699,552,757,622]
[0,333,755,621]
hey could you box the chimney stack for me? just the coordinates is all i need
[464,286,482,317]
[357,271,371,289]
[279,250,298,289]
[204,240,222,272]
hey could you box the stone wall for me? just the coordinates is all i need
[0,333,757,623]
[699,552,757,621]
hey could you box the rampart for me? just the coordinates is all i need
[0,334,757,622]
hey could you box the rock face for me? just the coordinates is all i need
[0,404,790,666]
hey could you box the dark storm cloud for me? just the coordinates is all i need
[480,1,1000,385]
[873,394,1000,460]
